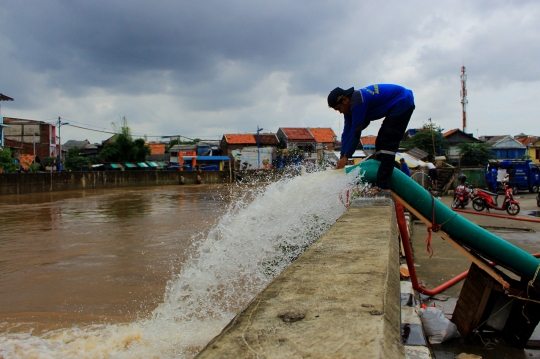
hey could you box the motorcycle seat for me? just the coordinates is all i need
[482,190,498,197]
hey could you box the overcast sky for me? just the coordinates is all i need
[1,0,539,144]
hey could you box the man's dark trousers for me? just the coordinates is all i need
[375,105,415,189]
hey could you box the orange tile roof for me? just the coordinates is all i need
[308,128,337,143]
[516,136,538,146]
[280,128,314,141]
[360,135,377,145]
[147,142,166,154]
[443,129,459,137]
[258,134,279,145]
[224,134,257,145]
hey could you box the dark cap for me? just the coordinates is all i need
[328,87,354,108]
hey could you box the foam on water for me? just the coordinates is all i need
[0,169,360,358]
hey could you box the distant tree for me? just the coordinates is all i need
[165,139,180,153]
[23,162,42,173]
[65,147,91,171]
[0,148,18,173]
[41,156,57,168]
[99,117,151,162]
[457,142,494,166]
[401,129,449,161]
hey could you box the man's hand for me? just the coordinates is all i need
[335,157,348,169]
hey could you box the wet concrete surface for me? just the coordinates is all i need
[410,192,540,358]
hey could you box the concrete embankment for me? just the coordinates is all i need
[197,197,405,358]
[0,170,230,195]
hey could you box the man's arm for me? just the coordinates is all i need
[340,115,352,158]
[340,104,368,158]
[335,156,348,169]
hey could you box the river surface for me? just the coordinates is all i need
[0,186,228,328]
[0,170,354,358]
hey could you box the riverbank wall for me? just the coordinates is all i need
[0,170,231,195]
[197,197,408,358]
[0,168,303,196]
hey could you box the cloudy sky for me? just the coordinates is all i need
[1,0,539,144]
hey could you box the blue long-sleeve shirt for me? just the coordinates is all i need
[400,162,411,177]
[340,84,414,158]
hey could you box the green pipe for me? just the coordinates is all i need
[347,159,540,281]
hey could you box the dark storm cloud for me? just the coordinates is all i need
[2,0,434,112]
[1,1,343,96]
[1,0,540,141]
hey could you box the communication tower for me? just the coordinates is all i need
[460,66,468,133]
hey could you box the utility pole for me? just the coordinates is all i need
[257,126,264,169]
[460,66,468,133]
[33,133,36,162]
[57,117,69,164]
[428,118,436,156]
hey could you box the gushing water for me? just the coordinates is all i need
[0,169,360,358]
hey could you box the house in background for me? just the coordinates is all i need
[169,144,198,164]
[532,138,540,164]
[0,94,14,147]
[276,127,318,162]
[443,129,482,165]
[220,133,279,170]
[168,141,231,170]
[480,135,526,160]
[146,142,169,162]
[514,134,539,164]
[2,117,58,161]
[220,133,279,158]
[197,140,221,156]
[63,140,91,154]
[308,128,337,151]
[360,135,377,156]
[147,142,166,155]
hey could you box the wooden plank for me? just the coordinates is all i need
[392,193,510,289]
[452,263,497,339]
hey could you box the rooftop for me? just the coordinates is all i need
[223,134,257,145]
[361,135,377,146]
[308,128,337,143]
[279,127,314,141]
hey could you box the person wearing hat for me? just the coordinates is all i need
[328,84,415,194]
[399,158,411,177]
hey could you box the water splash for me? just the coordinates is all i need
[0,169,360,358]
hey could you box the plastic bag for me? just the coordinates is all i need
[417,307,460,344]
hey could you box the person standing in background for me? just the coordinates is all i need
[399,158,411,177]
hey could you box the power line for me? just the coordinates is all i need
[62,121,221,141]
[67,124,118,135]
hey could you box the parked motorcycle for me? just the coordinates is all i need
[451,176,472,209]
[472,184,520,215]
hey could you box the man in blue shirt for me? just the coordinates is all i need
[399,158,411,177]
[328,84,415,194]
[491,167,498,192]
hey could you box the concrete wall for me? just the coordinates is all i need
[197,197,404,359]
[0,170,231,196]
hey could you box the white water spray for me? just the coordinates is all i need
[0,169,360,358]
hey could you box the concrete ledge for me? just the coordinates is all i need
[197,201,404,358]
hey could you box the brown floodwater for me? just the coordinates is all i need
[0,185,229,332]
[0,170,352,358]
